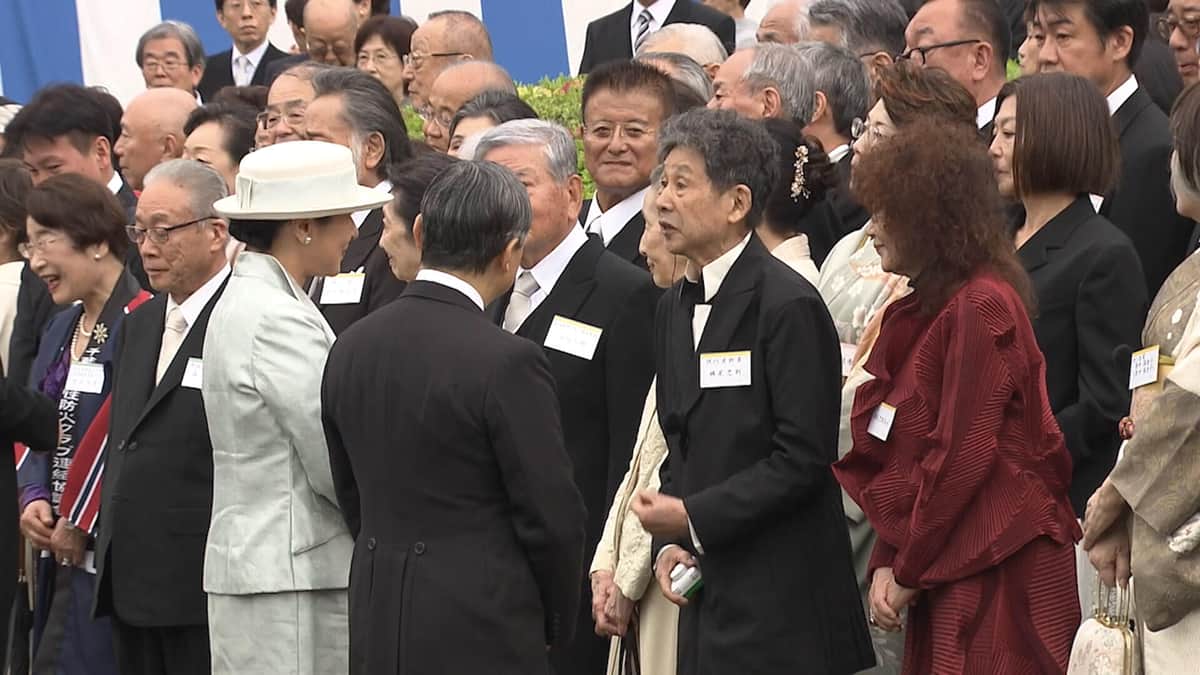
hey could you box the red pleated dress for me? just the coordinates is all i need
[833,272,1083,674]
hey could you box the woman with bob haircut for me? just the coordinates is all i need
[833,118,1082,674]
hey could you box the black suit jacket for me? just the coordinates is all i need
[486,237,657,674]
[322,280,587,675]
[579,1,737,74]
[1135,35,1183,117]
[580,198,648,270]
[318,208,408,335]
[829,151,869,239]
[654,235,873,675]
[1019,197,1148,515]
[197,43,289,102]
[1103,86,1194,295]
[93,280,227,627]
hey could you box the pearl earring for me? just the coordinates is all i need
[93,253,102,260]
[303,236,312,245]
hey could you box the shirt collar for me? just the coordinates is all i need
[685,233,751,302]
[234,40,270,68]
[633,0,677,29]
[977,96,998,130]
[167,265,230,330]
[1107,74,1138,116]
[583,187,649,246]
[415,268,485,310]
[522,224,589,297]
[827,144,850,163]
[352,179,393,228]
[106,172,124,196]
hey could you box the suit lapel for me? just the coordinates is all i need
[252,45,286,86]
[607,211,646,264]
[1018,197,1093,274]
[614,4,634,57]
[516,238,603,342]
[341,209,383,272]
[1113,87,1151,139]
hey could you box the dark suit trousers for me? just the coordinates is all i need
[112,618,210,675]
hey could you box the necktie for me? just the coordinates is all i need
[503,271,540,333]
[635,9,653,53]
[235,55,253,87]
[155,306,187,385]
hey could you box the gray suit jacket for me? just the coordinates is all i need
[202,252,352,595]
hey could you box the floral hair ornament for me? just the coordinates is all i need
[790,144,811,202]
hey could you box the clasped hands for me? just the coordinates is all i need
[20,499,86,567]
[590,570,635,637]
[868,567,918,632]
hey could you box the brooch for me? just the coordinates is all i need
[92,323,109,345]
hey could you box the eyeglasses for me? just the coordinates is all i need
[851,118,891,146]
[416,106,455,129]
[126,217,209,246]
[17,236,64,260]
[358,50,399,67]
[257,100,308,130]
[1155,14,1200,42]
[897,39,984,66]
[582,123,656,142]
[142,57,187,73]
[403,51,465,70]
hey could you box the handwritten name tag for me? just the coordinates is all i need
[867,403,896,441]
[65,362,105,394]
[1129,345,1160,389]
[182,357,204,390]
[699,351,752,389]
[320,272,365,305]
[544,316,603,360]
[840,342,857,378]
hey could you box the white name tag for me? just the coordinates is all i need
[65,362,105,394]
[867,403,896,441]
[543,315,603,360]
[1129,345,1160,389]
[320,272,365,305]
[699,351,752,389]
[182,357,204,390]
[840,342,857,378]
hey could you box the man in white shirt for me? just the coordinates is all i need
[198,0,289,102]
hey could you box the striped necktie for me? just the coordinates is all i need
[635,9,653,53]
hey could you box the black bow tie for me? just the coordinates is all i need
[679,277,705,312]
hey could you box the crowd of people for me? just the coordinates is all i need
[0,0,1198,673]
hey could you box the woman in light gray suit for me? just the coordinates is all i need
[204,141,391,674]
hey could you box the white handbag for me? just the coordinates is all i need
[1067,582,1142,675]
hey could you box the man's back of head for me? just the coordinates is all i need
[757,0,811,44]
[808,0,908,67]
[304,0,361,66]
[638,23,730,70]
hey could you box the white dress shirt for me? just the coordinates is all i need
[977,96,998,130]
[582,187,649,246]
[686,233,751,350]
[518,224,589,316]
[1107,74,1138,115]
[232,40,271,87]
[735,16,759,51]
[827,143,851,164]
[415,268,485,310]
[106,171,124,196]
[351,180,392,229]
[166,265,231,343]
[631,0,677,51]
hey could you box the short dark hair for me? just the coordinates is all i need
[215,0,278,9]
[420,160,532,273]
[285,0,307,26]
[670,79,709,112]
[761,119,836,236]
[582,60,677,125]
[961,0,1012,71]
[88,88,124,145]
[354,15,419,59]
[448,91,538,138]
[184,102,260,166]
[1000,72,1118,198]
[0,159,32,243]
[371,0,390,16]
[4,84,114,157]
[1171,79,1200,193]
[1033,0,1148,68]
[25,172,128,259]
[657,108,781,229]
[310,68,414,179]
[212,85,269,111]
[876,60,977,128]
[387,152,459,232]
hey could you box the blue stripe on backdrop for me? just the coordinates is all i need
[479,0,570,83]
[160,0,232,59]
[0,1,84,102]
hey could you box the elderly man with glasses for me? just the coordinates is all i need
[1160,0,1200,87]
[418,61,515,153]
[403,10,495,109]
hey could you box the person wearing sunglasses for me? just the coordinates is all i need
[903,0,1011,137]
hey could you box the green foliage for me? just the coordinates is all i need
[1007,59,1021,81]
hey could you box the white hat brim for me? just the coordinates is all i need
[212,186,392,220]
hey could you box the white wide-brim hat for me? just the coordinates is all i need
[213,140,392,220]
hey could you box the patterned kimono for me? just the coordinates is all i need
[17,272,146,675]
[1107,250,1200,670]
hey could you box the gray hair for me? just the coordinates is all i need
[657,108,780,228]
[143,159,229,221]
[311,68,412,181]
[136,20,206,69]
[793,42,870,139]
[807,0,909,57]
[280,61,334,83]
[637,51,714,101]
[740,44,816,127]
[420,160,532,273]
[474,119,578,185]
[638,23,729,65]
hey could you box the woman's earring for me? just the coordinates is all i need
[93,253,102,260]
[303,236,312,245]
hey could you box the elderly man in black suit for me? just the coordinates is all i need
[632,108,873,675]
[198,0,289,102]
[477,120,658,675]
[1035,0,1193,294]
[580,0,737,74]
[321,159,587,675]
[92,159,232,675]
[302,67,413,334]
